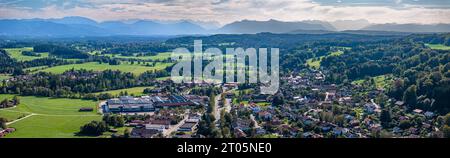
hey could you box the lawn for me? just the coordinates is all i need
[4,47,49,61]
[0,94,102,138]
[0,109,29,122]
[94,86,154,96]
[426,44,450,50]
[5,115,101,138]
[36,62,173,75]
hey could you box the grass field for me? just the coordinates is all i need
[426,44,450,50]
[352,74,393,89]
[102,52,172,61]
[306,58,322,69]
[4,47,49,61]
[0,74,11,81]
[5,115,101,138]
[306,50,343,69]
[24,66,49,72]
[36,62,173,75]
[99,126,132,138]
[94,86,154,96]
[0,94,101,138]
[156,76,171,80]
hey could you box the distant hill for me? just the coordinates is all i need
[1,16,450,37]
[0,17,209,37]
[330,19,371,31]
[46,16,99,26]
[217,19,331,34]
[288,29,414,36]
[99,20,207,35]
[339,30,413,36]
[0,19,109,36]
[302,20,337,31]
[288,29,336,34]
[363,23,450,33]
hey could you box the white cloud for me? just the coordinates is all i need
[0,0,449,25]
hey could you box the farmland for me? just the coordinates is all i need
[36,62,173,75]
[0,94,101,138]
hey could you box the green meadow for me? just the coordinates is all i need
[36,62,173,75]
[0,94,101,138]
[102,52,172,61]
[5,115,101,138]
[426,44,450,50]
[307,50,344,69]
[24,66,49,72]
[0,74,11,81]
[4,47,49,61]
[352,74,393,89]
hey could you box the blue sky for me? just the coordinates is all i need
[0,0,449,24]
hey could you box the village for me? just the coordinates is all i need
[96,68,445,138]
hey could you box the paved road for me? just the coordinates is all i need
[6,113,35,125]
[213,94,221,127]
[213,89,233,128]
[250,114,260,128]
[163,109,189,137]
[220,98,232,113]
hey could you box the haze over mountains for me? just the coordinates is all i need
[0,16,449,37]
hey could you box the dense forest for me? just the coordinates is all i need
[316,34,450,114]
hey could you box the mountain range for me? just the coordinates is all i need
[0,16,449,37]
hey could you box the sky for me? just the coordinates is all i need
[0,0,450,25]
